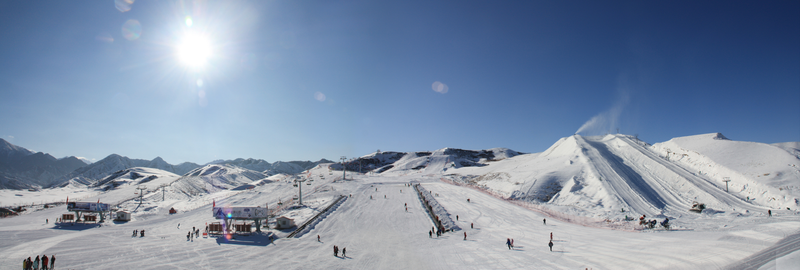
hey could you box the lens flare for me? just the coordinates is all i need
[314,92,326,102]
[185,16,193,27]
[121,19,142,41]
[115,0,134,13]
[432,81,449,94]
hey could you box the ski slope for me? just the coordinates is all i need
[1,172,799,269]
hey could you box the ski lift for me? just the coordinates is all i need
[306,182,311,185]
[277,200,283,206]
[293,183,298,187]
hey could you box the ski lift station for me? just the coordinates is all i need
[63,201,111,223]
[211,206,269,234]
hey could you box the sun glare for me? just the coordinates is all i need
[177,33,212,68]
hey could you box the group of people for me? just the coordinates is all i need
[187,226,200,241]
[131,229,145,237]
[638,215,670,229]
[333,245,346,257]
[429,226,447,238]
[22,255,54,270]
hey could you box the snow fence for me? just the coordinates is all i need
[415,184,460,232]
[288,195,347,238]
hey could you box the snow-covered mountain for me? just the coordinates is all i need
[52,154,201,188]
[211,158,334,176]
[434,133,799,220]
[332,148,522,174]
[0,139,87,189]
[169,164,267,197]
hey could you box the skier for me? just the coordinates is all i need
[550,232,553,241]
[404,203,407,207]
[46,219,48,224]
[23,258,27,270]
[196,228,200,238]
[33,256,39,270]
[549,240,554,251]
[334,245,339,257]
[768,210,772,217]
[370,195,372,199]
[543,218,546,225]
[405,207,408,212]
[41,255,48,270]
[141,229,145,237]
[511,239,514,247]
[467,198,470,203]
[507,238,512,249]
[429,230,432,238]
[133,230,137,237]
[49,255,55,270]
[464,232,467,240]
[456,215,459,221]
[187,232,191,241]
[471,223,473,229]
[318,235,321,242]
[178,223,180,229]
[342,247,347,257]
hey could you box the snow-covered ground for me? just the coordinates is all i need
[1,174,798,269]
[1,133,798,269]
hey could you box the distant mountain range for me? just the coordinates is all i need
[0,139,334,189]
[0,139,87,189]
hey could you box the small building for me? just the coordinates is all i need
[114,211,131,221]
[275,216,295,229]
[169,208,177,214]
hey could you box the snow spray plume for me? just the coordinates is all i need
[575,91,630,135]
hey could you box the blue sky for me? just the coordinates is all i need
[0,1,798,165]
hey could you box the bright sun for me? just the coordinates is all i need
[177,33,212,68]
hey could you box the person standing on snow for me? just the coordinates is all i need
[429,230,432,238]
[543,218,546,225]
[464,232,467,240]
[49,255,55,270]
[334,245,339,257]
[33,256,39,270]
[342,247,347,257]
[768,210,772,217]
[550,232,553,241]
[318,235,321,242]
[549,240,554,251]
[507,238,512,250]
[41,255,48,270]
